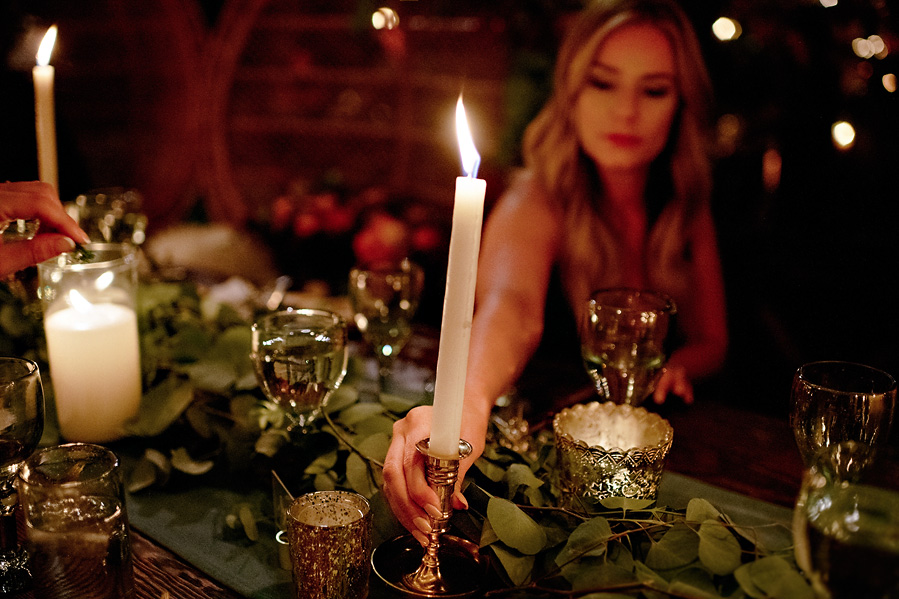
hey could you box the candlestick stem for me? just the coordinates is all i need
[402,438,471,596]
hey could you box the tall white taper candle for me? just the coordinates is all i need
[33,26,58,191]
[429,97,486,458]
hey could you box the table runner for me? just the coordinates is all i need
[126,470,794,599]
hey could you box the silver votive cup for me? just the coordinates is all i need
[553,401,673,509]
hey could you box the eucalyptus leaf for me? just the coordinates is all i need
[305,450,339,475]
[339,402,386,426]
[324,385,359,413]
[186,361,237,394]
[474,457,508,483]
[379,392,419,414]
[351,414,395,437]
[127,375,195,437]
[599,497,655,512]
[346,452,378,498]
[487,497,547,555]
[565,560,635,591]
[735,556,815,599]
[255,429,289,457]
[504,463,543,496]
[634,560,668,588]
[479,517,500,548]
[698,520,742,575]
[686,498,722,523]
[126,457,158,493]
[170,447,215,475]
[314,472,337,491]
[490,543,535,586]
[645,522,699,571]
[555,516,613,566]
[238,503,260,541]
[669,567,723,599]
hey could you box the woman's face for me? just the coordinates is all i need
[574,22,679,176]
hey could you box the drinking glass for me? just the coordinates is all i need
[790,361,896,468]
[17,443,134,598]
[251,308,348,432]
[348,260,424,395]
[793,441,899,599]
[0,357,45,593]
[581,288,676,406]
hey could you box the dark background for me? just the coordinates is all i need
[2,0,898,416]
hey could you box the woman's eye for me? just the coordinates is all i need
[588,77,614,90]
[645,87,673,98]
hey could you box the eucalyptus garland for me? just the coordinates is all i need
[0,280,814,598]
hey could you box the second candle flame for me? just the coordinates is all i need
[455,96,480,179]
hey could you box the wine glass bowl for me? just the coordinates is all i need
[348,260,424,394]
[793,441,899,599]
[581,288,676,406]
[790,361,896,468]
[0,357,46,593]
[251,309,348,432]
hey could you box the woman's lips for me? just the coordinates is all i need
[607,133,642,147]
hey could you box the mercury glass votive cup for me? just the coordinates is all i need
[287,490,372,599]
[37,243,142,443]
[553,401,673,510]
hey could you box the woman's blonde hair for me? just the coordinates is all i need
[522,0,714,317]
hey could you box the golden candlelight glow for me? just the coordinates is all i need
[37,25,58,66]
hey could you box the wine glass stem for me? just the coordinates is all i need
[0,513,17,553]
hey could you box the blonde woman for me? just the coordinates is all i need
[383,0,728,544]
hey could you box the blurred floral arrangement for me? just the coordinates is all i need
[252,176,450,307]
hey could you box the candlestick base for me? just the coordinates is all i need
[371,438,484,597]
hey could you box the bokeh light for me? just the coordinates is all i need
[371,8,399,30]
[883,73,897,93]
[831,121,856,150]
[712,17,741,41]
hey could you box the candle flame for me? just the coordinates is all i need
[455,95,480,178]
[37,25,58,67]
[67,289,93,312]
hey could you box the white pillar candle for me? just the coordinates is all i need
[33,26,58,191]
[429,97,486,458]
[44,302,142,443]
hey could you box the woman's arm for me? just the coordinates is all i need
[382,174,561,541]
[653,206,728,404]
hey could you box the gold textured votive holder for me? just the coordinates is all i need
[287,491,372,599]
[553,402,673,510]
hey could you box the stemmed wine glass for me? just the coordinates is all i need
[0,357,45,593]
[348,260,424,397]
[580,288,676,406]
[251,309,348,433]
[789,360,897,468]
[793,441,899,599]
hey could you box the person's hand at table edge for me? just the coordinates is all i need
[0,181,91,277]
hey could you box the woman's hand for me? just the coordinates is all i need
[652,364,694,405]
[381,405,486,546]
[0,181,90,277]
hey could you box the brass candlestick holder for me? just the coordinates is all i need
[372,438,485,598]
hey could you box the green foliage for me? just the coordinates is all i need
[1,280,815,597]
[471,430,813,598]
